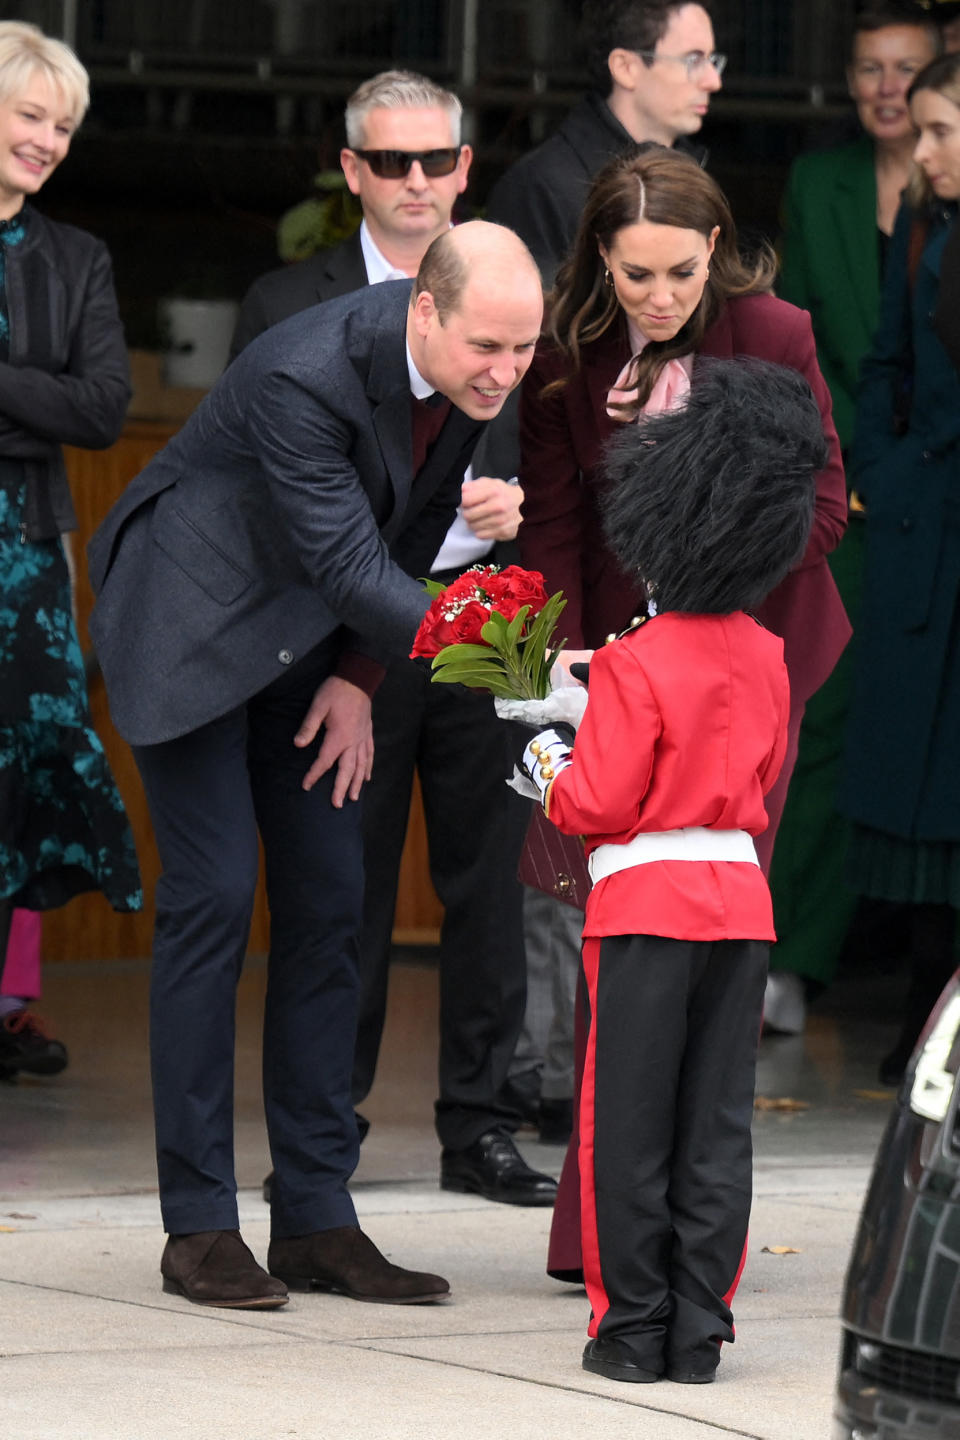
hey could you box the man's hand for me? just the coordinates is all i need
[460,476,524,541]
[295,675,374,805]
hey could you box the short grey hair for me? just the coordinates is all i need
[0,20,89,122]
[344,69,462,149]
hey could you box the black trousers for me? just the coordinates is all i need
[134,640,364,1239]
[580,932,768,1372]
[352,655,529,1150]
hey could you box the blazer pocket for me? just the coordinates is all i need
[152,500,253,606]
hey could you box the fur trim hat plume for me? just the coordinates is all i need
[599,358,827,615]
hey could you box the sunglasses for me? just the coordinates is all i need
[351,146,462,179]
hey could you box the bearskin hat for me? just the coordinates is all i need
[599,357,828,615]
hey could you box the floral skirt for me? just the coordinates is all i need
[0,473,142,912]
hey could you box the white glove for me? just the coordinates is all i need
[494,668,589,731]
[520,725,576,806]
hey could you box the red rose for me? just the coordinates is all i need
[484,566,548,624]
[411,592,460,658]
[449,598,492,645]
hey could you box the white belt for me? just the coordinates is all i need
[588,827,759,885]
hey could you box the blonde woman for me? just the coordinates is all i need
[0,22,140,1078]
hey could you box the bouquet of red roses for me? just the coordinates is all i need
[410,564,567,700]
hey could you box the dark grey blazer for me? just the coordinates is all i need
[88,280,482,747]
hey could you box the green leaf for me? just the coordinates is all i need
[422,577,448,598]
[430,642,496,666]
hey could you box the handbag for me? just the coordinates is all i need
[517,803,591,910]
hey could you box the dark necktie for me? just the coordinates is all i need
[410,392,451,475]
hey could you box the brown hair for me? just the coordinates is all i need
[548,144,776,409]
[907,51,960,207]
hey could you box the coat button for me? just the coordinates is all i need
[901,518,914,532]
[922,450,932,461]
[278,648,294,665]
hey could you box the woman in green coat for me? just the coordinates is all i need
[768,2,939,1034]
[841,51,960,1084]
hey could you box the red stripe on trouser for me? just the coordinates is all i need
[578,934,607,1337]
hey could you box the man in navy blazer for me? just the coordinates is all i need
[88,220,543,1310]
[233,70,557,1211]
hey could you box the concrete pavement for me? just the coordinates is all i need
[0,954,900,1439]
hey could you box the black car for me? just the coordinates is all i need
[835,974,960,1438]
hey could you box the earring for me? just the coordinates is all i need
[604,268,613,287]
[705,266,711,278]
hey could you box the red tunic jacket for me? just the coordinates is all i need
[519,293,851,711]
[547,612,789,942]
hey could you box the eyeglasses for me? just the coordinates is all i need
[350,147,462,179]
[636,50,727,79]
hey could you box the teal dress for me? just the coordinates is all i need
[0,212,141,913]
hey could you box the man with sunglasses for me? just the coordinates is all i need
[233,72,557,1215]
[486,0,723,287]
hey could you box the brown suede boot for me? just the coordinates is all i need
[161,1230,289,1309]
[267,1226,450,1304]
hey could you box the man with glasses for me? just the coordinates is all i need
[234,71,558,1212]
[486,0,723,286]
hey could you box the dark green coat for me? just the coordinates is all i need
[779,136,880,450]
[840,201,960,839]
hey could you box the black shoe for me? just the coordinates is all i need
[538,1097,573,1146]
[582,1338,661,1383]
[262,1111,370,1203]
[441,1129,558,1206]
[0,1009,68,1080]
[666,1365,717,1384]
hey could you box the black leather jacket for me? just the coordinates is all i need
[2,204,130,541]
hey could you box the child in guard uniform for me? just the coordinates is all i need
[518,359,829,1386]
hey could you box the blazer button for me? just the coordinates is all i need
[922,450,931,461]
[900,518,914,532]
[278,648,294,665]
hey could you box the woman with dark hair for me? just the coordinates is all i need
[0,21,141,1077]
[841,50,960,1084]
[518,142,850,1282]
[520,143,849,873]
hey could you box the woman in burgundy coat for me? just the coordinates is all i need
[517,145,850,1280]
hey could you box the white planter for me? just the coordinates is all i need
[158,297,239,388]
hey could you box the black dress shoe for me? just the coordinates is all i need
[161,1230,289,1309]
[582,1338,661,1383]
[268,1226,449,1304]
[440,1129,558,1206]
[262,1112,370,1203]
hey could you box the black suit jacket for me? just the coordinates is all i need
[88,280,483,746]
[230,231,368,359]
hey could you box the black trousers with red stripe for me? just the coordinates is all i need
[579,932,768,1373]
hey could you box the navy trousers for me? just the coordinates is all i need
[134,640,363,1239]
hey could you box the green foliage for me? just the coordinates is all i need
[428,592,567,700]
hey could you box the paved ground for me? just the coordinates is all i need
[0,952,903,1439]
